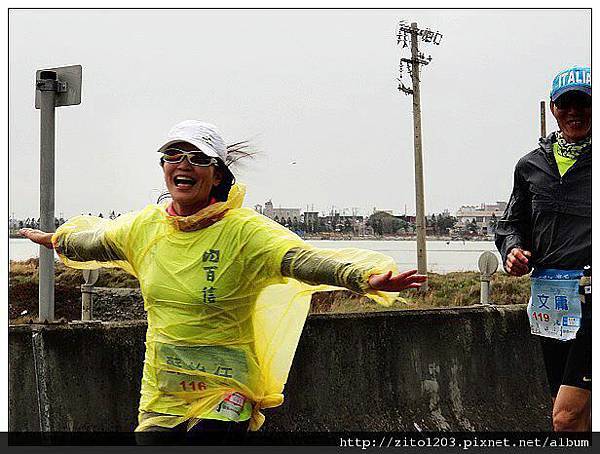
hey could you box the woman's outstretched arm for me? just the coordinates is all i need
[280,247,426,293]
[20,225,125,263]
[19,228,54,249]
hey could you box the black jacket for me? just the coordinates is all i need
[495,132,591,271]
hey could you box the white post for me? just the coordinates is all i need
[478,251,499,305]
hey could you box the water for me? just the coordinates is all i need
[307,240,500,273]
[9,239,60,261]
[10,238,500,274]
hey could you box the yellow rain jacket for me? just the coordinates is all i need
[52,184,398,431]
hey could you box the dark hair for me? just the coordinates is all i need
[158,141,257,204]
[211,160,234,202]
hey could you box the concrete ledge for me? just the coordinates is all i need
[9,305,551,431]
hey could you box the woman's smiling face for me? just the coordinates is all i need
[161,141,223,215]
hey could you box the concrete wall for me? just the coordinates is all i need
[9,305,552,432]
[9,321,147,432]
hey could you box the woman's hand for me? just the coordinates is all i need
[19,228,54,250]
[368,269,427,291]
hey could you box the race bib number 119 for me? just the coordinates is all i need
[528,269,582,341]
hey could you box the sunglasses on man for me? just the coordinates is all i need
[554,92,592,110]
[160,148,219,167]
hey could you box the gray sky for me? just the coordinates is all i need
[9,9,591,219]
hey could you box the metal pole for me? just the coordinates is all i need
[540,100,547,138]
[480,279,490,304]
[81,284,93,321]
[38,71,57,322]
[410,22,428,291]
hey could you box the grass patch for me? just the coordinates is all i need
[9,260,530,319]
[9,259,140,322]
[9,259,140,288]
[303,272,530,314]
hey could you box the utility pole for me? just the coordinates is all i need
[540,100,547,138]
[396,21,443,291]
[409,22,427,289]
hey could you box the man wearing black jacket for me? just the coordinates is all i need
[495,66,591,432]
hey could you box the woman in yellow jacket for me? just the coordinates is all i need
[20,120,426,441]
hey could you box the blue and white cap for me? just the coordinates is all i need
[550,66,591,102]
[158,120,228,163]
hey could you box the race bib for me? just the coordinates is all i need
[155,343,252,421]
[156,343,249,393]
[528,269,583,341]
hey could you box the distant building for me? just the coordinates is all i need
[303,211,319,223]
[373,208,394,215]
[456,201,507,235]
[303,211,319,233]
[395,214,416,225]
[263,200,301,226]
[349,216,369,236]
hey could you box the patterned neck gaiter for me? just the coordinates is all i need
[555,131,591,159]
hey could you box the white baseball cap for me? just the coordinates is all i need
[157,120,228,163]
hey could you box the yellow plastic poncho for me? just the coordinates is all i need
[52,184,398,431]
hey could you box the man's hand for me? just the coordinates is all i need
[368,269,427,291]
[19,228,54,250]
[505,247,532,276]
